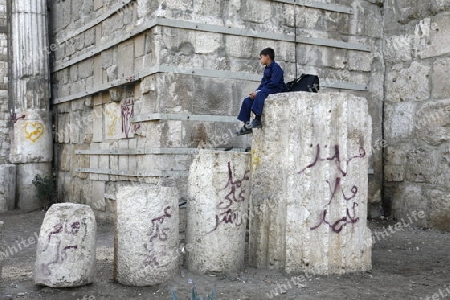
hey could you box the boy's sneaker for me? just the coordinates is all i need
[247,118,262,129]
[236,122,252,135]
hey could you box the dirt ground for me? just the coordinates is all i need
[0,210,449,300]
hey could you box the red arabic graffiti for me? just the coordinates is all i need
[209,162,250,233]
[121,98,134,138]
[298,144,366,234]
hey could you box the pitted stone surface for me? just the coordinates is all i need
[34,203,97,287]
[186,150,251,274]
[249,92,372,275]
[115,184,179,286]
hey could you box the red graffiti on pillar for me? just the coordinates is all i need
[297,144,366,234]
[149,206,172,242]
[41,220,85,275]
[144,206,172,267]
[209,162,250,233]
[11,113,26,124]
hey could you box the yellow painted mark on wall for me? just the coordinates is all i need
[24,122,44,143]
[106,110,120,137]
[251,148,260,172]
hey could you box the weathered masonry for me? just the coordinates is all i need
[46,0,384,222]
[1,0,449,231]
[382,0,450,230]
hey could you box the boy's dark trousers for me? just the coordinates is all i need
[237,91,269,123]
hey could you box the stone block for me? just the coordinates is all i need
[391,183,428,228]
[93,55,102,87]
[158,74,194,114]
[432,58,450,99]
[193,0,221,17]
[192,77,234,115]
[415,100,450,146]
[424,188,450,231]
[384,102,416,143]
[34,203,97,287]
[384,164,405,182]
[224,36,253,58]
[195,32,221,54]
[383,35,413,62]
[405,148,438,183]
[134,34,146,58]
[78,58,94,80]
[69,65,78,82]
[419,14,450,59]
[0,164,16,211]
[385,146,408,165]
[364,6,384,38]
[186,150,251,274]
[241,0,271,24]
[386,61,430,102]
[92,105,103,142]
[250,92,372,275]
[118,42,134,78]
[115,184,179,286]
[348,50,373,72]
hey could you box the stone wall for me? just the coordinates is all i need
[383,0,450,230]
[48,0,385,221]
[0,0,9,164]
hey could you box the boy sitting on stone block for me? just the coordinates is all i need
[236,48,286,135]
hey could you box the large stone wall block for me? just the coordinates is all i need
[250,92,372,275]
[115,184,179,286]
[415,99,450,147]
[419,14,450,59]
[386,61,430,103]
[0,164,16,212]
[34,203,97,287]
[187,150,251,274]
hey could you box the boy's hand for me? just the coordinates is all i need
[249,91,257,99]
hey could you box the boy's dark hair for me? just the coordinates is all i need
[260,48,275,60]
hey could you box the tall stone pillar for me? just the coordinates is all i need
[249,92,372,275]
[9,0,52,210]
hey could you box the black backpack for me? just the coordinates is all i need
[285,74,319,93]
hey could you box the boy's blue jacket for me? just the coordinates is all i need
[256,61,286,94]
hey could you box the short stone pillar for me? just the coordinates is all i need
[0,165,16,212]
[115,184,179,286]
[187,150,251,274]
[34,203,97,287]
[249,92,372,275]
